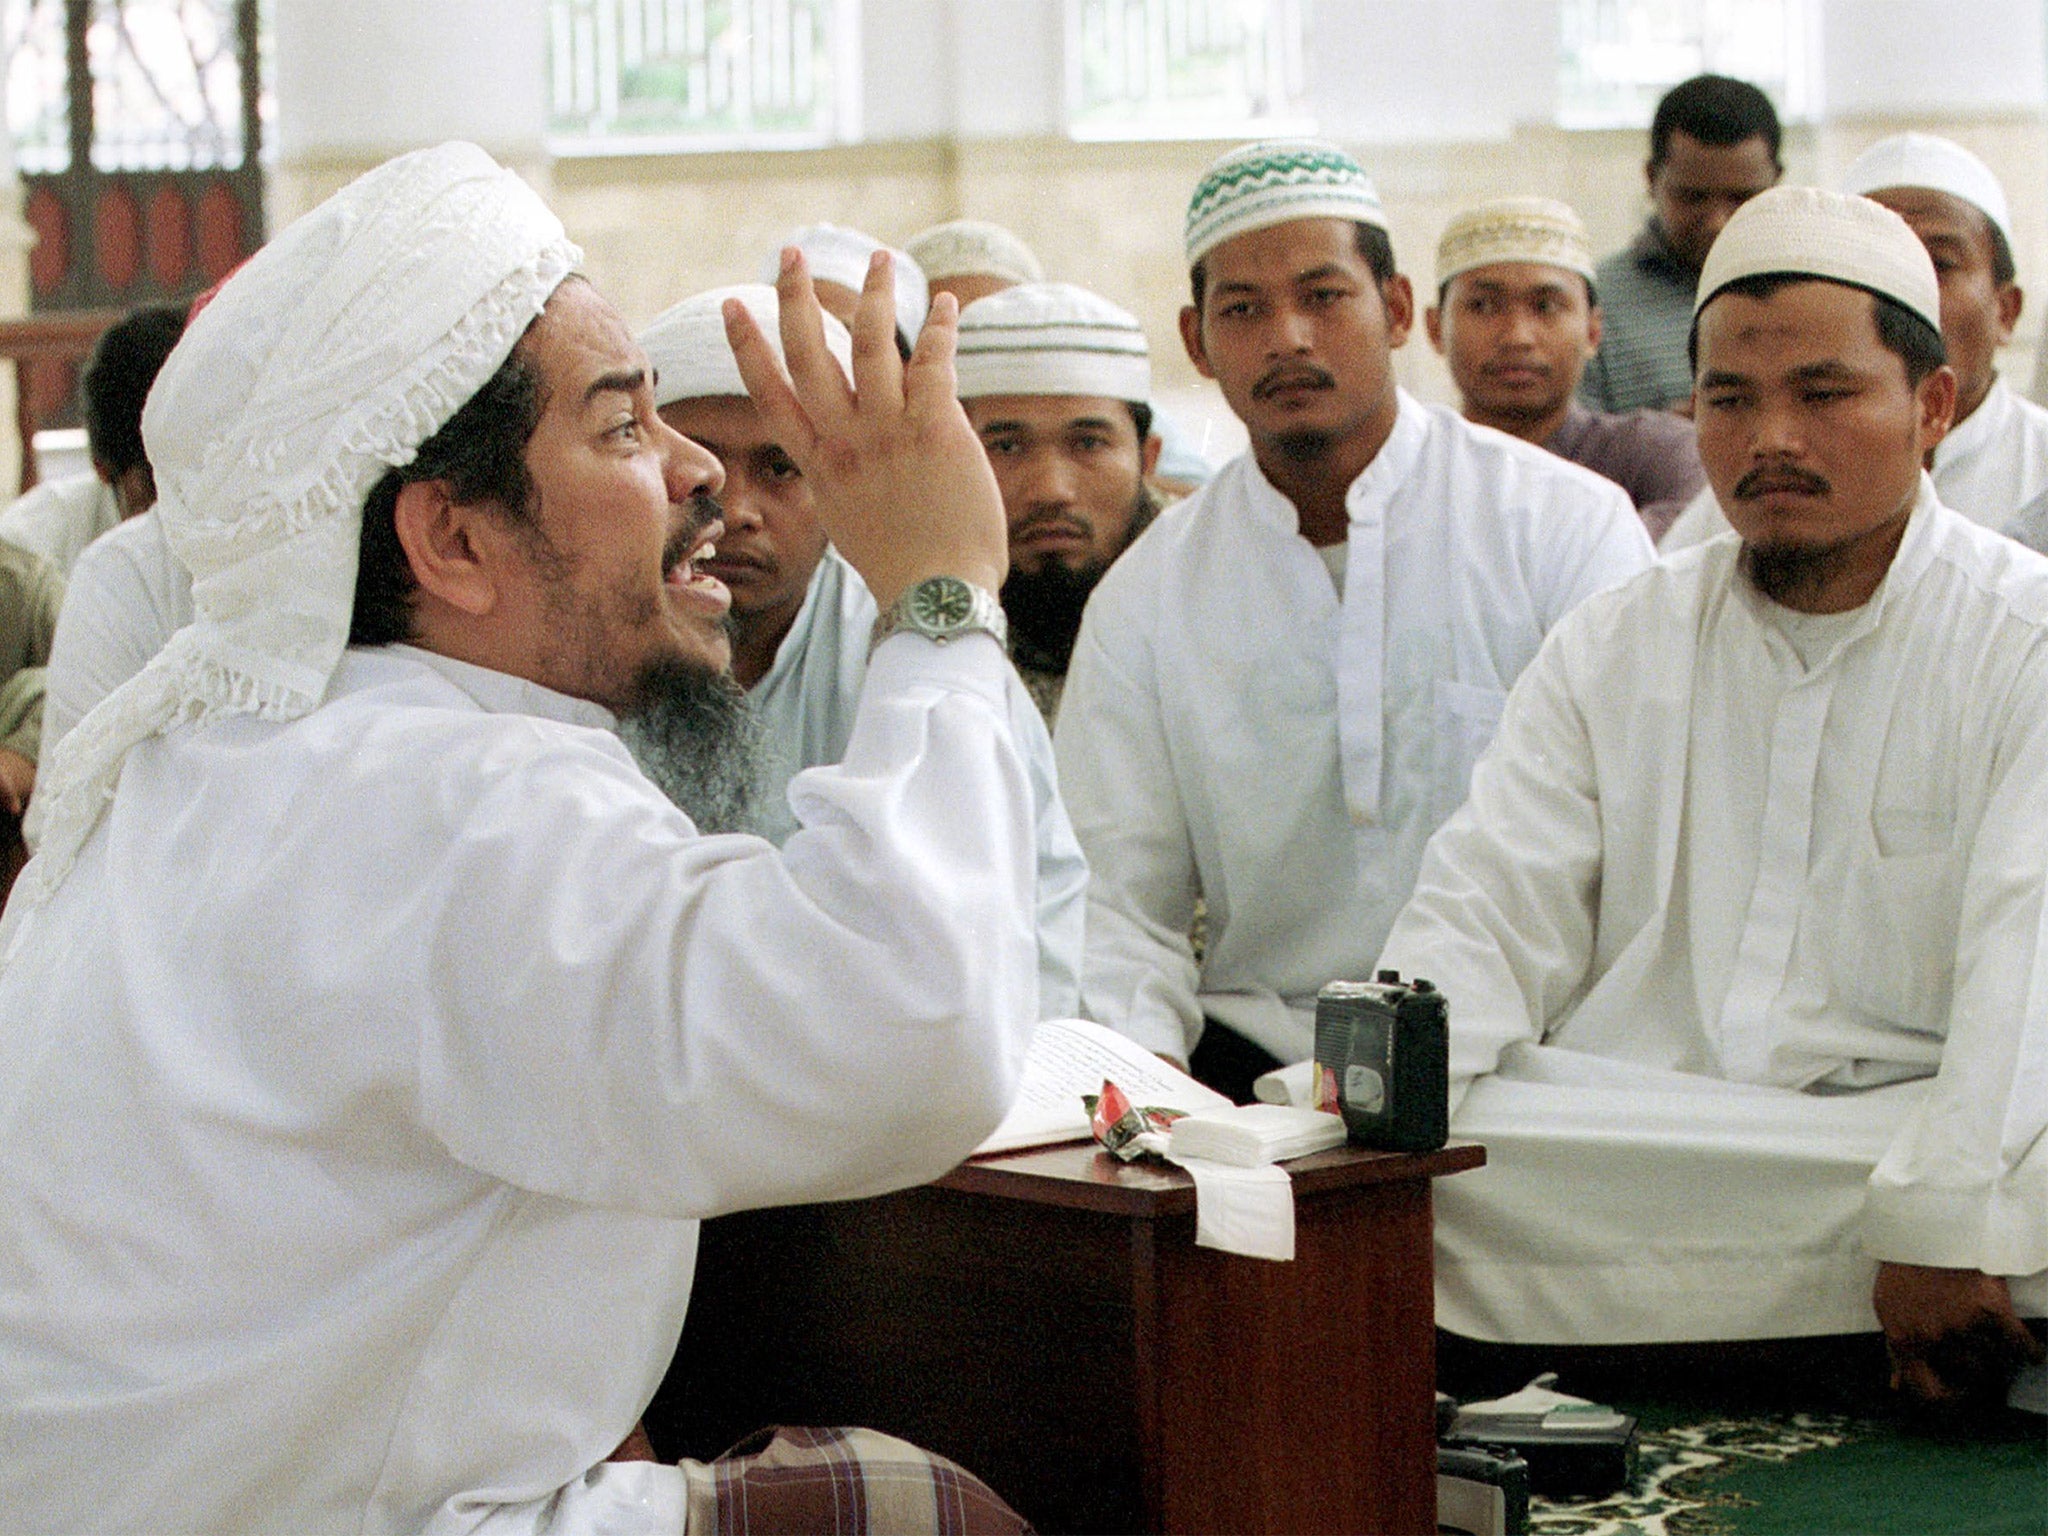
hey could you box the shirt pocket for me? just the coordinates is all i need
[1830,849,1960,1033]
[1432,678,1508,825]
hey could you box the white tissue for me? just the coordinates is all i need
[1166,1155,1296,1260]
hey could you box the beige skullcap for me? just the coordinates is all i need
[1694,186,1941,338]
[955,283,1151,403]
[905,220,1044,286]
[1436,197,1595,291]
[1842,131,2013,249]
[640,283,853,408]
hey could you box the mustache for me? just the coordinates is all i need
[1733,466,1831,500]
[1014,512,1094,541]
[662,490,724,574]
[1252,364,1336,399]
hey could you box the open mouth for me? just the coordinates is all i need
[664,519,733,612]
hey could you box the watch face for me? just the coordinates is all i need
[910,576,975,631]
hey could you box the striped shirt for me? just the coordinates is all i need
[1580,221,1700,414]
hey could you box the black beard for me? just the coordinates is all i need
[1002,558,1107,676]
[616,652,768,835]
[1270,428,1336,463]
[1740,541,1850,607]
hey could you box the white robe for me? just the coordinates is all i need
[0,638,1039,1535]
[1662,374,2048,552]
[1381,483,2048,1343]
[0,472,120,575]
[748,549,1088,1018]
[1054,391,1655,1065]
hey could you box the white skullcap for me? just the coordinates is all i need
[1436,197,1596,290]
[1184,139,1387,269]
[954,282,1152,404]
[1694,185,1942,338]
[7,142,578,956]
[765,222,929,339]
[905,219,1044,286]
[640,283,854,407]
[1842,131,2013,249]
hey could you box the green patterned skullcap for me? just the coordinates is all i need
[1185,139,1387,268]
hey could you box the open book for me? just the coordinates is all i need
[975,1017,1233,1156]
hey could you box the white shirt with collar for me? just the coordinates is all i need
[1382,481,2048,1342]
[1055,389,1653,1066]
[1931,374,2048,532]
[38,506,194,766]
[0,472,120,576]
[747,549,1089,1019]
[0,637,1040,1535]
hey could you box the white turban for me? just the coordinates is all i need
[1842,131,2014,250]
[1694,185,1942,339]
[640,283,854,407]
[764,223,929,340]
[955,283,1152,404]
[905,220,1045,286]
[7,142,578,955]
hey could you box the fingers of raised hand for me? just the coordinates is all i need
[901,289,963,423]
[772,247,857,429]
[724,292,818,464]
[848,249,906,407]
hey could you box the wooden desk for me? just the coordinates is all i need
[647,1139,1482,1534]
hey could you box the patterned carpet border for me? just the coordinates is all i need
[1528,1413,1861,1536]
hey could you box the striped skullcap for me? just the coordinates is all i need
[1184,139,1387,268]
[955,283,1151,403]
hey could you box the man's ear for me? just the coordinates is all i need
[1997,283,2024,345]
[1423,304,1445,354]
[1915,363,1960,453]
[1179,304,1215,379]
[392,480,503,617]
[1142,433,1163,478]
[1380,274,1415,349]
[1584,304,1604,358]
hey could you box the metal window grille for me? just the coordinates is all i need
[5,0,74,172]
[1065,0,1311,142]
[547,0,857,154]
[1558,0,1818,129]
[5,0,266,173]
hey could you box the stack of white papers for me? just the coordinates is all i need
[1167,1104,1348,1167]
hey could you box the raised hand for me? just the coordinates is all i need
[724,246,1008,614]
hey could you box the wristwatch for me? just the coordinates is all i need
[869,574,1008,652]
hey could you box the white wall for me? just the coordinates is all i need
[273,0,549,162]
[1822,0,2045,115]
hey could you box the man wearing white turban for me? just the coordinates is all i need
[1380,187,2048,1407]
[0,144,1035,1533]
[637,282,1087,1016]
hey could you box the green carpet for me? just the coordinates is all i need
[1528,1408,2045,1536]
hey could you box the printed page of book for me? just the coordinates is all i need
[974,1017,1234,1155]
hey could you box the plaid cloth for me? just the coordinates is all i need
[681,1425,1032,1535]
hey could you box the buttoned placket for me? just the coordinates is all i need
[1712,605,1883,1083]
[1334,402,1426,836]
